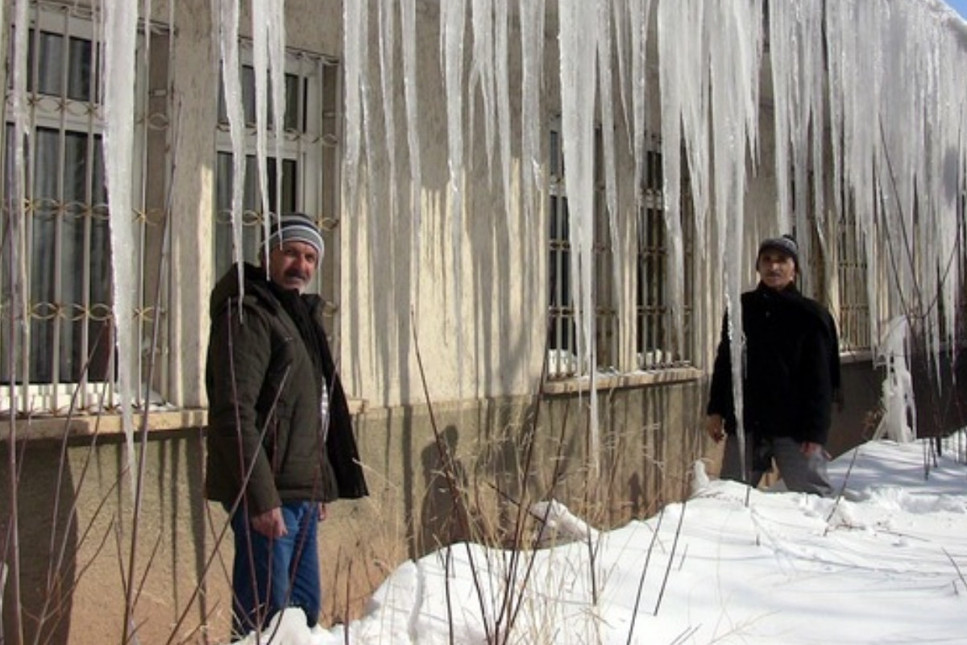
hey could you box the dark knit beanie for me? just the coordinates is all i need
[756,234,799,268]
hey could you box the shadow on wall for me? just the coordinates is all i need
[419,424,469,553]
[1,441,75,645]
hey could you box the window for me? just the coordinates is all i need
[547,126,617,378]
[836,205,871,351]
[1,5,169,414]
[636,140,693,369]
[213,47,340,305]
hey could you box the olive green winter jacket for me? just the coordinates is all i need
[204,263,368,516]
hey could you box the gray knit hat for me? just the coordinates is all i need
[756,234,798,268]
[266,213,324,258]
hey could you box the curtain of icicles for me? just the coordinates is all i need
[6,1,966,451]
[340,0,967,447]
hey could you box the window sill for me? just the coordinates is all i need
[1,399,368,442]
[543,367,703,395]
[840,349,873,364]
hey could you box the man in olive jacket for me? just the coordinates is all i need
[205,213,367,637]
[705,234,839,496]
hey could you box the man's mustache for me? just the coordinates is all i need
[284,269,309,281]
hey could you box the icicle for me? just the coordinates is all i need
[769,0,826,297]
[518,0,544,314]
[658,0,706,361]
[495,0,511,223]
[611,0,631,140]
[342,0,365,220]
[251,0,271,256]
[217,0,246,302]
[9,0,30,414]
[469,0,496,179]
[632,0,654,212]
[400,0,423,294]
[442,0,467,388]
[596,0,621,348]
[874,317,916,442]
[701,0,764,480]
[378,0,398,238]
[100,0,140,492]
[657,0,709,270]
[267,1,286,224]
[558,0,600,474]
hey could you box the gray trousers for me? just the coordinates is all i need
[721,434,832,496]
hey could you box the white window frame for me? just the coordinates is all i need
[212,44,339,303]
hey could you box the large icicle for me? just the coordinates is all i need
[469,0,496,179]
[100,0,140,490]
[343,0,366,219]
[558,0,600,474]
[703,0,764,479]
[251,0,286,254]
[495,0,512,223]
[251,0,271,250]
[401,0,423,270]
[8,0,29,415]
[770,0,826,281]
[519,0,544,305]
[657,0,704,363]
[267,2,286,224]
[442,0,467,384]
[217,0,246,299]
[596,0,622,356]
[874,316,916,443]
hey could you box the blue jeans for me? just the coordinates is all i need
[227,501,321,637]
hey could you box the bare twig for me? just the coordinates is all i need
[943,547,966,592]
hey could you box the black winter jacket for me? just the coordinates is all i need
[706,283,840,445]
[205,263,368,515]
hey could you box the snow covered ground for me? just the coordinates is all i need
[234,433,967,644]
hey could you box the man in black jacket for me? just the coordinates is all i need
[705,234,839,496]
[205,213,368,637]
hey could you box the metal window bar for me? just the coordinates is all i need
[1,3,170,415]
[838,209,871,351]
[636,139,693,370]
[546,126,617,379]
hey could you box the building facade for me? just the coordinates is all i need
[1,0,965,642]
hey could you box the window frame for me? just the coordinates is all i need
[0,4,166,416]
[546,122,617,379]
[212,44,340,307]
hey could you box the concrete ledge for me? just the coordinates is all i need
[1,409,209,442]
[1,398,368,442]
[543,367,704,395]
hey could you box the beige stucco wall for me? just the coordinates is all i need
[2,379,722,644]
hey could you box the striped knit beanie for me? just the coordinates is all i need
[266,213,324,258]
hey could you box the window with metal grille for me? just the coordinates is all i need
[1,4,169,415]
[636,141,694,369]
[546,126,617,379]
[836,207,871,351]
[213,47,340,307]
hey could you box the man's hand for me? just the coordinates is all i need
[251,507,287,538]
[800,441,828,458]
[705,414,726,442]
